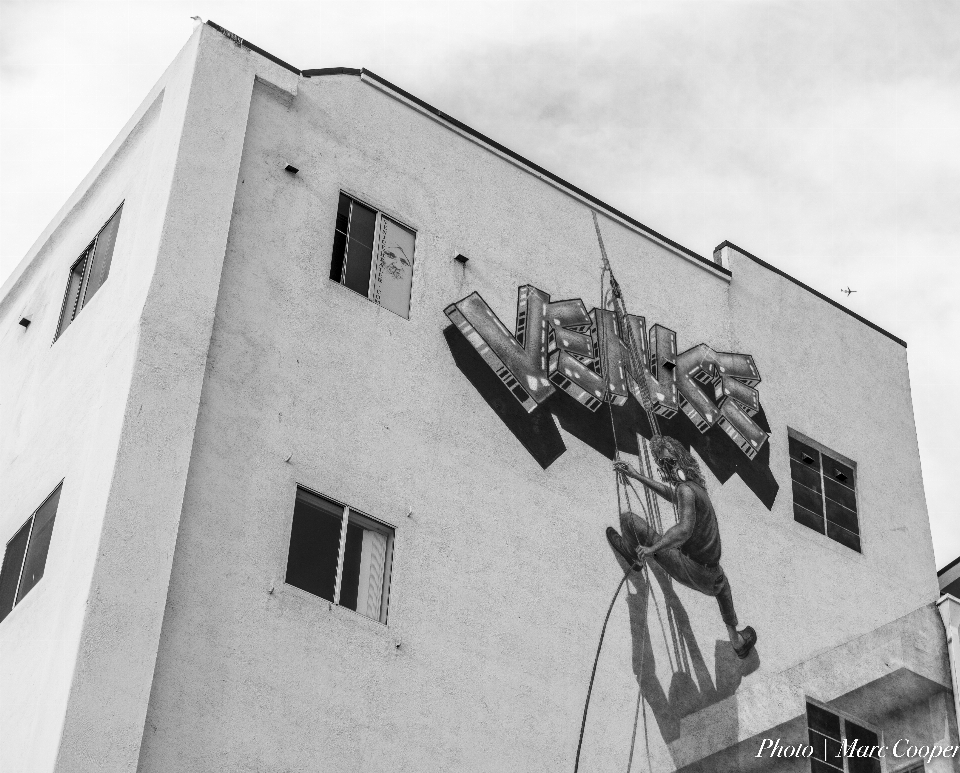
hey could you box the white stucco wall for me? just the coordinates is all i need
[134,39,945,773]
[0,24,947,773]
[0,65,169,773]
[0,25,298,773]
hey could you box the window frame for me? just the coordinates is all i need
[284,485,396,625]
[54,202,124,342]
[0,482,63,624]
[805,698,885,773]
[329,190,417,320]
[788,428,862,554]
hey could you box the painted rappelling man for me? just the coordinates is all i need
[608,436,757,659]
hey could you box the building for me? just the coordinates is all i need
[1,21,957,773]
[941,558,960,600]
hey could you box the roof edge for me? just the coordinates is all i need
[939,554,960,577]
[204,20,727,278]
[206,21,301,75]
[716,240,907,348]
[203,20,904,347]
[356,69,729,277]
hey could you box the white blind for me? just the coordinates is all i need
[356,529,388,621]
[369,217,415,318]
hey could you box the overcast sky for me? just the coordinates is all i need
[2,0,957,567]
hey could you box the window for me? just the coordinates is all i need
[0,483,62,623]
[789,429,860,553]
[807,702,881,773]
[55,204,123,340]
[285,488,394,624]
[329,192,415,318]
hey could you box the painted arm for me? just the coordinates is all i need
[613,460,675,502]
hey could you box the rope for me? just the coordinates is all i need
[573,568,631,773]
[591,211,661,440]
[577,212,685,772]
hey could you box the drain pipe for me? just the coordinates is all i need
[937,594,960,739]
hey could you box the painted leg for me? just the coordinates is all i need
[717,574,757,659]
[620,510,658,552]
[606,511,659,569]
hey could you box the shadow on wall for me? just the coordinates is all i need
[443,325,779,510]
[616,553,760,769]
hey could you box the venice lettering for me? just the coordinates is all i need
[444,285,769,459]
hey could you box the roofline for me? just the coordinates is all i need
[939,554,960,577]
[716,241,906,347]
[206,20,906,348]
[206,20,725,278]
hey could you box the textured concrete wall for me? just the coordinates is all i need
[134,45,943,773]
[0,23,944,773]
[0,24,299,773]
[51,28,298,773]
[0,63,169,773]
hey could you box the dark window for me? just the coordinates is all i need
[285,488,394,624]
[0,483,62,623]
[806,702,881,773]
[55,204,123,340]
[943,576,960,598]
[329,192,415,319]
[789,430,860,552]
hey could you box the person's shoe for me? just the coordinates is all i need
[733,626,757,659]
[606,527,642,570]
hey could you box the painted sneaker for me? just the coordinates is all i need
[733,626,757,659]
[606,527,643,570]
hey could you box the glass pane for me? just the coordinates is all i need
[81,205,122,306]
[825,498,859,533]
[338,520,364,612]
[341,201,377,297]
[329,193,351,282]
[284,491,344,602]
[823,455,855,489]
[790,457,822,493]
[16,484,62,603]
[810,729,842,764]
[794,504,825,533]
[0,520,32,623]
[792,479,824,515]
[827,521,861,553]
[807,703,842,740]
[844,721,881,773]
[811,759,844,773]
[339,514,392,622]
[369,218,415,318]
[789,435,821,469]
[824,477,857,512]
[56,252,89,339]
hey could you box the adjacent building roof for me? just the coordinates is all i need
[940,554,960,598]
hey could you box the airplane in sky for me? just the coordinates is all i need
[841,286,857,296]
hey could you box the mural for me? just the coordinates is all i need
[442,285,779,509]
[443,287,768,459]
[609,439,756,659]
[443,213,774,767]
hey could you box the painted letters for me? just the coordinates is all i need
[445,286,769,458]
